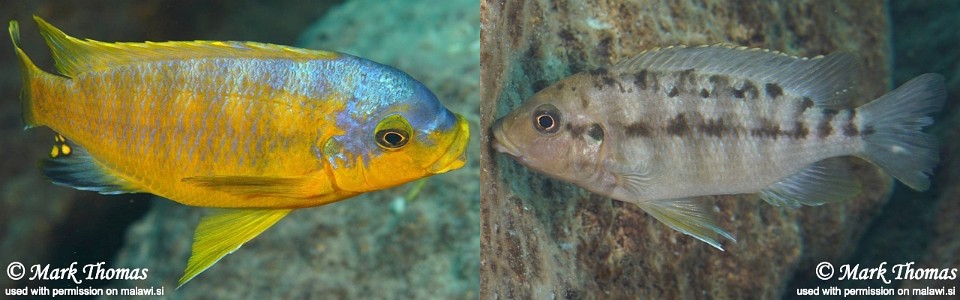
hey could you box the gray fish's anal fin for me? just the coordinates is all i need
[611,45,860,109]
[760,158,862,208]
[635,197,736,250]
[179,208,292,287]
[41,136,141,194]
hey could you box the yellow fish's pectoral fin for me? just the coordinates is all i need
[634,197,736,251]
[179,208,292,287]
[181,175,331,198]
[42,136,143,194]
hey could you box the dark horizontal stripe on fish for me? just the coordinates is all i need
[656,113,812,140]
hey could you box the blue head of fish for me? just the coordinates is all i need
[321,55,468,191]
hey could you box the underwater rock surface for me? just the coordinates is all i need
[107,0,479,298]
[480,0,895,298]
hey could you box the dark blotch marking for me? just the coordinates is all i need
[554,82,565,91]
[843,109,859,136]
[861,125,875,136]
[580,94,590,109]
[843,123,859,137]
[817,109,838,139]
[634,69,648,90]
[666,113,688,136]
[625,121,652,137]
[801,97,815,111]
[667,86,679,97]
[700,88,710,98]
[742,81,759,98]
[751,118,782,139]
[765,83,783,99]
[590,68,617,89]
[566,123,586,138]
[698,118,727,137]
[732,88,746,99]
[790,122,809,139]
[587,123,604,141]
[708,75,729,94]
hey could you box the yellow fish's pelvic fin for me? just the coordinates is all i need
[31,15,338,78]
[41,137,142,195]
[178,208,292,287]
[181,175,331,198]
[635,197,736,251]
[9,20,52,129]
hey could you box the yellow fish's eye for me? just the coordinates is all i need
[374,114,414,150]
[376,129,409,149]
[532,104,561,134]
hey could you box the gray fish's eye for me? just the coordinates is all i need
[532,104,561,134]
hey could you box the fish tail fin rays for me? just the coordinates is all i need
[760,158,861,208]
[178,208,292,288]
[857,73,946,191]
[41,137,142,194]
[9,20,55,128]
[635,198,736,251]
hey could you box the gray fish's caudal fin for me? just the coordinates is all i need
[856,73,946,191]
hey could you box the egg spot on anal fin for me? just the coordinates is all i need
[40,137,142,194]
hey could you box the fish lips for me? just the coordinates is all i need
[491,117,523,158]
[428,113,469,174]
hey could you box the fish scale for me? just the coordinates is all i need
[493,45,944,250]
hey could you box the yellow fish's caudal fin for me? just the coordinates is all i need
[178,208,293,288]
[634,197,736,251]
[9,20,54,129]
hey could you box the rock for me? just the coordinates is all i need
[480,0,894,298]
[107,0,480,298]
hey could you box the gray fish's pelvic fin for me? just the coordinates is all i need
[635,197,736,250]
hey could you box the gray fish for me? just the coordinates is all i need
[492,45,945,249]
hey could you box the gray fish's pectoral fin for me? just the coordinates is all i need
[41,135,142,194]
[178,208,293,287]
[182,175,328,198]
[608,159,655,198]
[635,197,736,250]
[759,158,862,208]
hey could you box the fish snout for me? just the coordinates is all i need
[491,117,522,158]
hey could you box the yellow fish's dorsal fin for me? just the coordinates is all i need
[181,175,334,198]
[179,208,292,287]
[32,15,339,78]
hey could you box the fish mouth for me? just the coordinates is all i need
[491,118,522,158]
[428,113,469,174]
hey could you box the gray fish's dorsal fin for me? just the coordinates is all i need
[611,44,861,109]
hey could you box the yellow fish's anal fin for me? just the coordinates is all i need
[31,16,338,78]
[181,175,332,198]
[41,136,142,194]
[178,208,292,287]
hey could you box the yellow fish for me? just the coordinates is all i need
[9,16,469,286]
